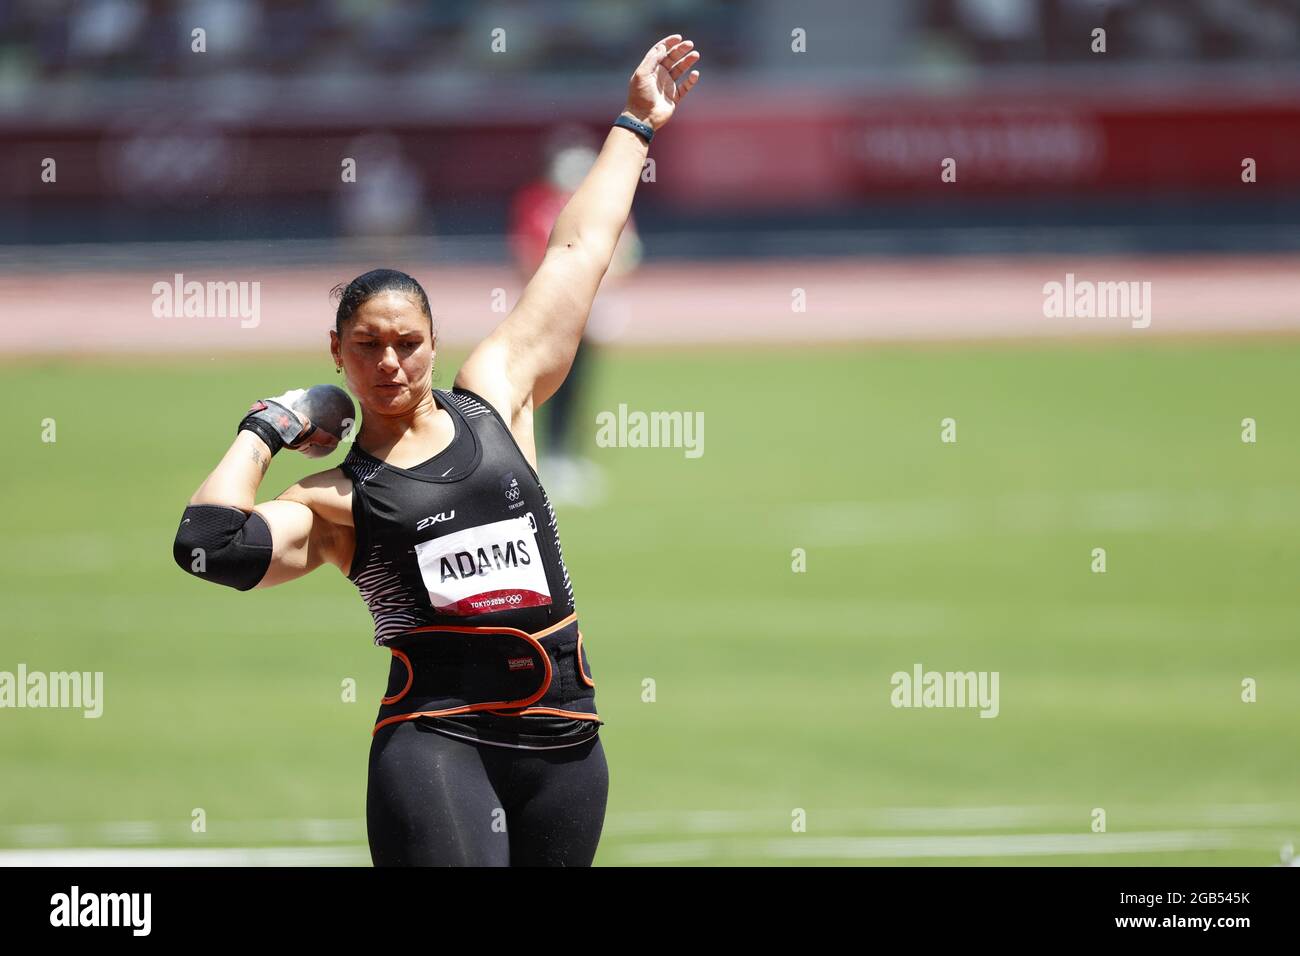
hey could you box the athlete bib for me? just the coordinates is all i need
[413,511,553,616]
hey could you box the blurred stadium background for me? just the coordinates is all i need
[1,0,1299,865]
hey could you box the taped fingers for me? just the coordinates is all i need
[237,384,355,458]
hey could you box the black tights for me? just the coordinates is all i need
[366,719,609,866]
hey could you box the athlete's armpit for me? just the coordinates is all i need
[454,338,517,423]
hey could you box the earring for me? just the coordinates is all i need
[335,365,342,373]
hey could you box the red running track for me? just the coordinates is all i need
[2,255,1299,356]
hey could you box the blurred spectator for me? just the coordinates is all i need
[68,0,146,62]
[335,131,426,237]
[0,0,747,81]
[180,0,262,61]
[925,0,1299,64]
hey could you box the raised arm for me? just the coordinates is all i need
[172,389,350,591]
[456,34,701,421]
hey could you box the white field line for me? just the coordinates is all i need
[601,803,1300,836]
[3,818,366,848]
[0,831,1267,867]
[615,831,1253,865]
[0,847,370,867]
[4,804,1295,855]
[6,805,1297,847]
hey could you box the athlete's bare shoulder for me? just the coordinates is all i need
[452,360,513,424]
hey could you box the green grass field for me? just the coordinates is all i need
[2,338,1298,865]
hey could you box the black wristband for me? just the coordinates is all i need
[614,114,654,144]
[237,417,284,456]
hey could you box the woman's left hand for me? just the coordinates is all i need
[624,34,701,133]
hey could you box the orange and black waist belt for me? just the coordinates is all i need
[373,612,597,735]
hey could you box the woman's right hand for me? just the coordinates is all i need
[624,34,701,133]
[240,388,343,459]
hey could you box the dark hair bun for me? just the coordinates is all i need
[331,269,432,334]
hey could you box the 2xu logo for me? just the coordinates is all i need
[416,510,455,532]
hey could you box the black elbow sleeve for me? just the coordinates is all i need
[173,504,273,591]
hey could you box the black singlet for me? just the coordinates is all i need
[339,386,600,750]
